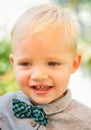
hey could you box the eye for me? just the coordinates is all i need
[20,62,31,67]
[48,61,60,66]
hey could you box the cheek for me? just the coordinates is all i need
[14,69,28,87]
[53,71,71,86]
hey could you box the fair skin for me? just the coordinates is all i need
[10,26,81,105]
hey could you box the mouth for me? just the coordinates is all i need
[31,85,53,91]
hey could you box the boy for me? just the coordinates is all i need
[0,4,91,130]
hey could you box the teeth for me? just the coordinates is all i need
[32,86,51,91]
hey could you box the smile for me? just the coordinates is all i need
[31,86,52,91]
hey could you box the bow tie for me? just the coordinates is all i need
[12,99,48,126]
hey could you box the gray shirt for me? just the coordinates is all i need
[0,89,91,130]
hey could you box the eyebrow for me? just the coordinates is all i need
[14,56,65,62]
[47,56,64,61]
[14,57,31,62]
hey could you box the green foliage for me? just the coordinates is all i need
[0,72,19,96]
[0,79,19,96]
[50,0,91,7]
[0,39,12,74]
[79,43,91,72]
[0,38,19,96]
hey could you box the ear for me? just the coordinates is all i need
[10,54,14,66]
[71,53,82,73]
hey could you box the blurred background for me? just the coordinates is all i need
[0,0,91,107]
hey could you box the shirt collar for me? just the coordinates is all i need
[41,89,72,115]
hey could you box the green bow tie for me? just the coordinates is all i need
[12,99,48,126]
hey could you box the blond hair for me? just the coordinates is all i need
[11,4,79,52]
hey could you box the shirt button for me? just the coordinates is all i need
[31,121,37,127]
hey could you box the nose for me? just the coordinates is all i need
[30,66,48,81]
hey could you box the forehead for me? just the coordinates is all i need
[12,25,71,51]
[12,26,75,61]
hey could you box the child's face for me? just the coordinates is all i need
[10,27,81,105]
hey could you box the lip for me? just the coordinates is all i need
[30,85,53,95]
